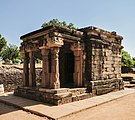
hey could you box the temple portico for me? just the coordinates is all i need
[20,26,84,89]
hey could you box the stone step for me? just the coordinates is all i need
[122,77,133,82]
[39,88,69,94]
[53,92,72,105]
[69,88,87,96]
[130,80,135,84]
[54,92,72,99]
[72,93,92,102]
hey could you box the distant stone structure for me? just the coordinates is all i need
[14,25,124,105]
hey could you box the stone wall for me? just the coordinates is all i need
[82,27,124,95]
[0,66,42,92]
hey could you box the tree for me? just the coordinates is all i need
[1,44,22,64]
[132,57,135,67]
[41,19,77,30]
[0,34,7,52]
[122,50,134,67]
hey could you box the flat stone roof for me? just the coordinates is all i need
[20,25,83,40]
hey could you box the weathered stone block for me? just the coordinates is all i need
[54,92,72,99]
[39,88,69,94]
[77,93,92,100]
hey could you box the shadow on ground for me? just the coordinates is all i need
[0,92,52,116]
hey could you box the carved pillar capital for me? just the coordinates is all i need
[51,47,59,55]
[71,41,82,51]
[47,37,64,48]
[41,48,49,56]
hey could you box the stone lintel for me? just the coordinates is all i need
[21,27,54,40]
[53,32,81,41]
[39,46,50,50]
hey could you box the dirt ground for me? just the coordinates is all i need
[60,92,135,120]
[1,92,135,120]
[0,102,48,120]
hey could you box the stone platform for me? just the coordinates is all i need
[14,87,92,105]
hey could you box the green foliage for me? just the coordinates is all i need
[0,34,7,52]
[122,50,135,67]
[41,19,77,30]
[0,44,22,64]
[132,57,135,67]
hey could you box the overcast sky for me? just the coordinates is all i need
[0,0,135,57]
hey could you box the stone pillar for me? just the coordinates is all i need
[22,52,29,86]
[73,50,83,87]
[50,47,60,89]
[71,42,83,87]
[41,48,50,87]
[29,51,36,87]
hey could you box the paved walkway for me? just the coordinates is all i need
[0,102,48,120]
[61,90,135,120]
[0,88,135,120]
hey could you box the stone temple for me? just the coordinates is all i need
[14,25,124,105]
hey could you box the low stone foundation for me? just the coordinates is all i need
[14,78,124,105]
[86,78,124,95]
[14,87,92,105]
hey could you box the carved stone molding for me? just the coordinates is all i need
[47,37,64,47]
[71,41,82,51]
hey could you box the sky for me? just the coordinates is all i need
[0,0,135,57]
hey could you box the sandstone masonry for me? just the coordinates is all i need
[14,25,124,105]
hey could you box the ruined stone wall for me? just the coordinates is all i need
[0,66,42,92]
[0,66,23,92]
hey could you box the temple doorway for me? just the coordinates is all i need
[59,43,74,88]
[64,52,74,86]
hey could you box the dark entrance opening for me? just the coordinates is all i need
[60,51,74,88]
[64,53,74,85]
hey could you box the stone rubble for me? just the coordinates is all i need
[0,66,42,92]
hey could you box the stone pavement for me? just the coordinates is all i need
[0,88,135,120]
[0,102,48,120]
